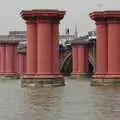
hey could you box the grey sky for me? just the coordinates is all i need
[0,0,120,36]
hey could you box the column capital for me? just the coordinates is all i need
[20,9,66,24]
[89,11,120,24]
[71,39,91,47]
[104,11,120,24]
[89,11,106,24]
[37,19,60,24]
[0,40,19,45]
[26,20,37,24]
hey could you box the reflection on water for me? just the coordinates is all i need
[0,79,119,120]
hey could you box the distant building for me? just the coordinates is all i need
[0,31,76,52]
[0,30,75,45]
[88,30,96,39]
[65,30,96,47]
[0,31,26,42]
[0,30,96,48]
[59,35,75,46]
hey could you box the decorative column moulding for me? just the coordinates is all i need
[104,11,120,23]
[17,43,26,75]
[89,11,106,24]
[89,11,120,24]
[89,10,120,86]
[71,39,91,46]
[20,9,65,23]
[20,9,66,87]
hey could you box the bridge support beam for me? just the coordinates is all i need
[71,41,89,79]
[90,11,120,86]
[21,9,65,87]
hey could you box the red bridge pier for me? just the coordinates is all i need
[71,40,89,79]
[20,9,65,87]
[90,11,120,86]
[0,40,19,78]
[17,51,26,74]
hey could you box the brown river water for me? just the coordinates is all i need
[0,78,120,120]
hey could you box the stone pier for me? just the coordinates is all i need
[0,40,19,79]
[20,9,65,87]
[71,40,89,79]
[89,11,120,86]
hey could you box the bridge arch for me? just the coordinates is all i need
[60,51,95,76]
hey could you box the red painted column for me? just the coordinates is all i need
[72,46,78,74]
[18,53,23,74]
[16,54,18,74]
[26,21,37,74]
[78,45,88,74]
[17,52,26,74]
[23,53,26,73]
[107,23,120,75]
[0,45,6,73]
[0,46,2,73]
[17,53,20,74]
[0,50,1,73]
[95,23,108,75]
[5,45,14,73]
[51,24,60,74]
[5,43,18,74]
[13,44,18,73]
[37,22,52,74]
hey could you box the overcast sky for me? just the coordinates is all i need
[0,0,120,36]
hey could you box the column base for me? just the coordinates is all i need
[21,74,65,87]
[0,73,20,80]
[70,73,92,79]
[92,74,120,86]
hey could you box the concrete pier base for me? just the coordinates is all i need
[70,73,91,79]
[0,74,20,80]
[91,74,120,86]
[21,74,65,87]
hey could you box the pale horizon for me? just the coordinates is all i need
[0,0,120,36]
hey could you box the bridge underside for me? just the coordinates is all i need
[60,56,94,77]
